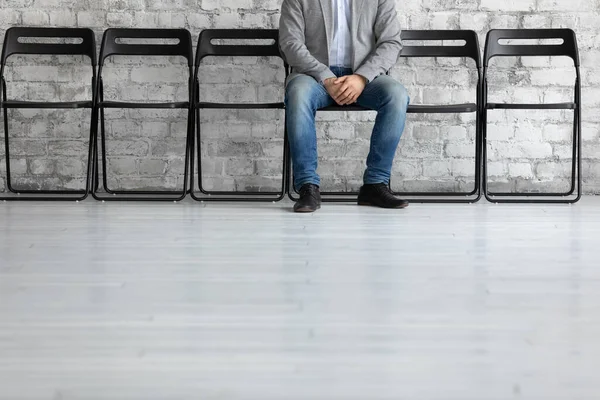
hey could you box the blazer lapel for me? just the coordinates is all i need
[351,0,365,66]
[351,0,365,37]
[318,0,333,57]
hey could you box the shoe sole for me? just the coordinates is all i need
[358,201,409,209]
[294,206,321,213]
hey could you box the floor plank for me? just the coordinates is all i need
[1,198,599,400]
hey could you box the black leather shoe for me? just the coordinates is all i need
[294,184,321,213]
[358,183,409,209]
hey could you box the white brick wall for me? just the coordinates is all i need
[0,0,598,194]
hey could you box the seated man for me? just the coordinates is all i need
[280,0,410,213]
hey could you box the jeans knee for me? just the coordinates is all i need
[385,82,409,112]
[285,76,318,111]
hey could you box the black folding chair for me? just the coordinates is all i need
[190,29,288,202]
[92,28,194,202]
[0,27,97,201]
[286,30,483,203]
[482,29,581,203]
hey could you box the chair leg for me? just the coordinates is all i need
[277,115,287,202]
[187,109,196,196]
[1,106,91,202]
[91,76,190,202]
[190,107,286,203]
[91,107,102,200]
[2,104,17,194]
[98,103,112,195]
[566,107,579,197]
[473,80,484,203]
[574,91,582,203]
[189,107,204,202]
[2,79,18,195]
[180,108,193,198]
[483,106,581,204]
[92,106,190,202]
[482,108,490,202]
[283,125,297,202]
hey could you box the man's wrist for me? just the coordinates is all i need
[318,69,337,85]
[355,74,369,85]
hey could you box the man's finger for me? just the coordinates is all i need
[332,84,346,98]
[344,94,358,105]
[334,76,349,85]
[342,94,356,105]
[337,89,356,105]
[334,92,353,105]
[346,93,358,104]
[333,83,352,98]
[334,90,352,105]
[342,92,356,105]
[335,85,353,100]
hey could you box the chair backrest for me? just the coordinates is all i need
[195,29,282,64]
[400,30,481,68]
[484,29,579,67]
[99,28,193,66]
[1,27,97,66]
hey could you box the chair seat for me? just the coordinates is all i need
[2,100,93,109]
[487,102,576,110]
[319,104,370,112]
[409,103,477,113]
[99,101,189,109]
[318,103,478,113]
[197,102,284,110]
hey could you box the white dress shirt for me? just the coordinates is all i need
[330,0,353,68]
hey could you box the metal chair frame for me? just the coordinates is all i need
[482,29,581,204]
[0,27,97,201]
[190,29,288,202]
[92,28,194,202]
[2,28,580,204]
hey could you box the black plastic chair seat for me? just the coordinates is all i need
[318,103,477,113]
[197,101,284,110]
[99,101,189,109]
[319,104,370,112]
[2,100,93,109]
[487,102,576,110]
[409,103,477,113]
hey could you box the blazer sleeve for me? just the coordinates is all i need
[279,0,336,83]
[354,0,402,83]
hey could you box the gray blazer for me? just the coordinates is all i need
[279,0,402,85]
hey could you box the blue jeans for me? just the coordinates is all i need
[285,67,409,191]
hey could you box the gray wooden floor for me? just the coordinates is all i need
[1,198,599,400]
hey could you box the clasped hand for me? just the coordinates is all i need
[324,74,367,106]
